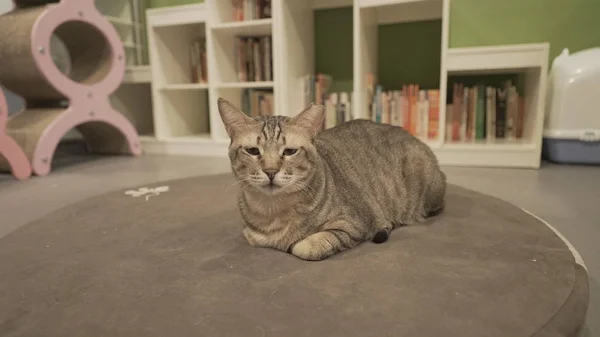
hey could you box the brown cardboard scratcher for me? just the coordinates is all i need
[0,0,141,178]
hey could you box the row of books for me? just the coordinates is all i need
[235,36,272,82]
[299,74,526,143]
[367,81,440,140]
[324,92,353,129]
[300,74,350,130]
[232,0,271,21]
[300,73,333,108]
[241,89,274,117]
[190,38,207,84]
[447,81,524,142]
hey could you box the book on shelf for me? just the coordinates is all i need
[232,0,271,22]
[190,37,207,83]
[323,91,352,130]
[300,73,346,130]
[235,36,272,82]
[242,89,274,117]
[367,80,440,141]
[447,80,524,143]
[300,73,333,107]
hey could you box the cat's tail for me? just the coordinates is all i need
[371,230,389,244]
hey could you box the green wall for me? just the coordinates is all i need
[378,20,441,90]
[314,10,442,92]
[314,8,354,92]
[315,0,600,91]
[449,0,600,63]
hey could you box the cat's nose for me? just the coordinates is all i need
[263,169,278,181]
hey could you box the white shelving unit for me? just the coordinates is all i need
[96,0,149,67]
[141,0,549,169]
[96,0,154,142]
[145,4,210,144]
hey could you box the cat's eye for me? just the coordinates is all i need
[283,148,298,156]
[245,147,260,156]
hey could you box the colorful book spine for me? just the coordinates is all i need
[326,93,338,129]
[427,90,439,140]
[506,85,519,140]
[496,87,507,138]
[460,87,468,141]
[338,92,349,125]
[517,96,525,139]
[467,86,476,141]
[190,38,207,83]
[475,84,486,140]
[486,86,496,141]
[451,83,462,141]
[418,90,429,138]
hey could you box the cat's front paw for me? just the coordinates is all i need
[290,239,324,261]
[288,232,341,261]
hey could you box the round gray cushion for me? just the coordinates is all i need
[0,173,588,337]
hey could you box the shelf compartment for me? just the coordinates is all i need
[151,22,208,85]
[147,3,207,28]
[111,83,154,137]
[446,44,549,74]
[211,28,273,85]
[354,2,443,139]
[210,0,272,24]
[215,87,275,116]
[444,45,548,148]
[156,90,210,138]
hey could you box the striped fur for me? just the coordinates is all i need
[217,98,446,261]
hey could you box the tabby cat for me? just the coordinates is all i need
[218,97,446,261]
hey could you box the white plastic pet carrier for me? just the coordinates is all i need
[543,47,600,164]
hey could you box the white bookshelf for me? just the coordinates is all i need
[141,0,549,169]
[96,0,154,142]
[96,0,148,67]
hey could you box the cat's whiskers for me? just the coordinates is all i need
[226,177,252,191]
[288,175,318,196]
[288,178,317,203]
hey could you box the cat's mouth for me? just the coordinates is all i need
[262,181,281,192]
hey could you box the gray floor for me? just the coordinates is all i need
[0,154,598,336]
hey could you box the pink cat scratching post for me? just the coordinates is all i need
[0,0,141,177]
[0,88,32,180]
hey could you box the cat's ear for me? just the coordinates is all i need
[289,103,325,138]
[217,97,258,137]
